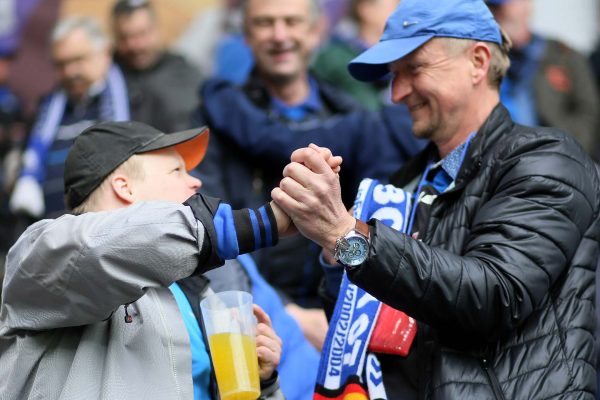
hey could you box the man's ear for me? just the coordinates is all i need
[111,173,135,205]
[470,42,492,85]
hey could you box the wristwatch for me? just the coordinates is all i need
[333,219,370,267]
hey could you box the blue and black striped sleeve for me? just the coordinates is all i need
[184,193,279,270]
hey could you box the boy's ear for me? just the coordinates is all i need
[111,173,135,205]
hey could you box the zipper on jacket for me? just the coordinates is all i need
[481,358,506,400]
[123,303,133,323]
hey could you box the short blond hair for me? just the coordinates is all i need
[69,155,145,214]
[438,32,511,90]
[487,28,512,89]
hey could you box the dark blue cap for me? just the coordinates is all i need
[348,0,503,81]
[485,0,509,5]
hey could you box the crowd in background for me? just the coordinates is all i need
[0,0,599,399]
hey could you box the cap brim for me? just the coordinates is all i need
[140,126,210,171]
[348,35,434,81]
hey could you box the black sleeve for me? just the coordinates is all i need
[184,193,280,270]
[184,193,223,269]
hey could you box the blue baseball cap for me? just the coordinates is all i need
[348,0,503,82]
[485,0,509,5]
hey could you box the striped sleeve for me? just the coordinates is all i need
[213,202,279,260]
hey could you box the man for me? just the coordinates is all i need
[273,0,600,398]
[9,16,129,219]
[112,0,202,133]
[486,0,600,158]
[0,120,321,399]
[196,0,352,349]
[195,0,421,349]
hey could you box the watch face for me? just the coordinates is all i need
[338,235,369,267]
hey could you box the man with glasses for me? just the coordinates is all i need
[9,16,129,220]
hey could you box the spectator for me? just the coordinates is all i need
[111,0,201,133]
[9,16,129,219]
[312,0,399,110]
[486,0,600,157]
[0,120,299,399]
[273,0,600,398]
[195,0,357,350]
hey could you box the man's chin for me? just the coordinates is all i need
[411,123,434,140]
[65,86,88,101]
[258,68,300,85]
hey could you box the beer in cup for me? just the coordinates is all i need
[200,290,260,400]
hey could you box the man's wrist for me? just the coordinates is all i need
[333,218,370,267]
[326,216,356,253]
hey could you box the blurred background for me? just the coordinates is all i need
[1,0,598,118]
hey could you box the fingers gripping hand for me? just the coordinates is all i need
[272,147,353,250]
[270,145,340,238]
[304,143,342,174]
[253,305,282,381]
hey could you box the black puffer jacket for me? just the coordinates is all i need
[348,105,600,399]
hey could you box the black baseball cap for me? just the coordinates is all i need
[64,121,209,209]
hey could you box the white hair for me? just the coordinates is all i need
[51,16,110,51]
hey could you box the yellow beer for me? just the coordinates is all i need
[209,332,260,400]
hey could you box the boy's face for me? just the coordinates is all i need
[132,147,201,203]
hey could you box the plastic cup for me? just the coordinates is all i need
[200,290,260,400]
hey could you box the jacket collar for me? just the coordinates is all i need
[241,68,358,115]
[390,103,514,189]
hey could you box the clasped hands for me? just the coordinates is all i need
[270,144,356,256]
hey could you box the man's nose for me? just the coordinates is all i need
[62,62,79,78]
[271,20,289,42]
[390,73,412,104]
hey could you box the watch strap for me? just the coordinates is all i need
[354,219,370,239]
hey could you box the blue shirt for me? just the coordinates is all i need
[270,77,323,122]
[169,283,212,400]
[406,133,476,236]
[426,133,475,192]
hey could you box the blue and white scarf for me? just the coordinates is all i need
[315,178,413,400]
[20,64,129,183]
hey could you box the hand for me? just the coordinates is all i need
[272,146,355,251]
[270,144,341,238]
[253,304,282,381]
[270,200,297,237]
[307,143,342,174]
[285,303,328,351]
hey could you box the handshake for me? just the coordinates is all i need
[269,144,357,258]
